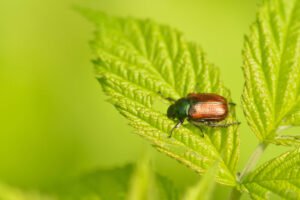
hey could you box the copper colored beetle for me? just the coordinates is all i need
[167,93,240,137]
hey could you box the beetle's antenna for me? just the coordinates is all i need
[166,97,176,103]
[157,91,176,103]
[168,121,183,138]
[228,102,236,106]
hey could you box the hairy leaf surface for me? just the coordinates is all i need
[282,111,300,126]
[240,148,300,200]
[268,135,300,146]
[78,8,240,186]
[242,0,300,141]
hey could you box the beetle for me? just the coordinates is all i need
[167,93,240,137]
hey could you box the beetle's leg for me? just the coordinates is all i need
[187,119,205,137]
[196,124,204,133]
[191,123,205,136]
[168,120,184,138]
[204,121,241,128]
[189,119,205,133]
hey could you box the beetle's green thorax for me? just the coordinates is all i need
[167,98,191,120]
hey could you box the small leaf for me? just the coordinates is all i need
[240,148,300,199]
[267,135,300,147]
[182,163,217,200]
[57,165,134,200]
[79,7,240,186]
[242,0,300,141]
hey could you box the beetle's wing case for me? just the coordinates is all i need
[187,93,227,103]
[187,93,228,121]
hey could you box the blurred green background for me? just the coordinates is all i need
[0,0,292,198]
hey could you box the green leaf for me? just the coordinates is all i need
[240,148,300,200]
[57,162,178,200]
[79,8,240,186]
[126,158,179,200]
[267,135,300,146]
[182,163,217,200]
[0,161,178,200]
[242,0,300,141]
[57,165,134,200]
[282,111,300,126]
[276,112,300,147]
[0,183,55,200]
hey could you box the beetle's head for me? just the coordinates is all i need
[167,98,190,121]
[167,104,177,119]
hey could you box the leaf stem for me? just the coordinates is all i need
[239,142,268,181]
[229,188,242,200]
[229,142,268,200]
